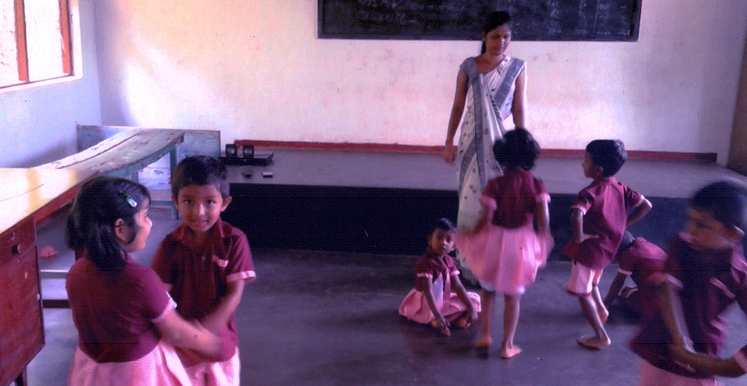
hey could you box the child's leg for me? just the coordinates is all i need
[501,294,522,359]
[578,293,610,348]
[591,284,609,324]
[477,289,496,347]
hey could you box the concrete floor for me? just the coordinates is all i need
[25,206,747,386]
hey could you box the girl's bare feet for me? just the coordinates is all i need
[577,336,611,350]
[500,344,522,359]
[476,337,492,358]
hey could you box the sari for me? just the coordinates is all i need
[454,56,526,282]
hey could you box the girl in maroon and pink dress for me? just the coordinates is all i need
[457,128,552,358]
[399,218,481,337]
[65,177,222,386]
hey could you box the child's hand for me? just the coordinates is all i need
[572,232,598,244]
[431,317,451,337]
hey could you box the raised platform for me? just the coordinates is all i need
[223,148,747,256]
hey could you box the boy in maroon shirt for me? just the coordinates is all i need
[603,231,667,318]
[152,156,256,386]
[563,139,652,349]
[631,181,747,385]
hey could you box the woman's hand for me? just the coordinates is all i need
[444,142,456,163]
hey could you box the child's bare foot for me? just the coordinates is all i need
[500,345,522,359]
[475,337,492,358]
[452,315,471,329]
[577,336,611,350]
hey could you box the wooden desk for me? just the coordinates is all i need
[0,168,94,386]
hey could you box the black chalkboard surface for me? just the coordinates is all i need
[319,0,641,41]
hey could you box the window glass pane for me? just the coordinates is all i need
[25,0,63,81]
[0,0,20,86]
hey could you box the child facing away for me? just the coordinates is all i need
[151,155,256,386]
[399,218,481,337]
[456,128,552,359]
[602,231,667,319]
[631,180,747,384]
[562,139,652,350]
[65,177,222,385]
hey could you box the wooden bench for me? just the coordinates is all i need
[34,128,186,308]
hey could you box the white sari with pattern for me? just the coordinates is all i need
[455,56,526,283]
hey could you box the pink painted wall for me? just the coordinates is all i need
[93,0,747,164]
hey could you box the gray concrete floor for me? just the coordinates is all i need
[26,206,747,386]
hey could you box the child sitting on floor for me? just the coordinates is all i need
[603,231,667,319]
[563,139,652,350]
[456,128,552,358]
[631,180,747,384]
[399,218,480,337]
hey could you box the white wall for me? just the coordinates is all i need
[89,1,745,164]
[0,0,101,168]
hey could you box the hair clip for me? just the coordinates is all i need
[118,191,137,208]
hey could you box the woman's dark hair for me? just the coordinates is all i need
[66,177,150,271]
[690,180,747,231]
[585,139,627,177]
[481,11,512,54]
[434,218,457,233]
[493,128,540,170]
[171,155,229,199]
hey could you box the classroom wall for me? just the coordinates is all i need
[92,1,747,164]
[0,0,101,168]
[729,37,747,175]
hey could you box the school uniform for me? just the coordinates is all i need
[152,218,256,385]
[66,254,191,385]
[562,177,644,295]
[630,234,747,382]
[617,237,667,314]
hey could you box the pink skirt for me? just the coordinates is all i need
[457,223,552,295]
[67,341,192,386]
[398,277,481,324]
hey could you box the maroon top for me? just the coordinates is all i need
[482,167,548,229]
[67,254,174,363]
[630,234,747,378]
[562,177,644,269]
[736,344,747,372]
[152,218,256,361]
[412,248,459,292]
[618,237,667,289]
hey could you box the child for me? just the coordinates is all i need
[631,180,747,384]
[563,139,652,349]
[65,177,222,385]
[603,231,667,318]
[669,342,747,379]
[151,155,256,386]
[399,218,481,337]
[457,128,552,358]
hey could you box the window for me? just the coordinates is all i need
[1,0,72,88]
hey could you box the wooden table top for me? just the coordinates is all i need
[0,168,96,235]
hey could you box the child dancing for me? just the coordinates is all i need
[399,218,481,337]
[563,139,651,349]
[457,128,552,358]
[631,180,747,384]
[65,177,222,385]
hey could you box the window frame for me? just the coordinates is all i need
[3,0,74,89]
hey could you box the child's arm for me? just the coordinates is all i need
[450,274,478,323]
[570,208,596,244]
[155,310,223,359]
[535,199,550,236]
[419,276,450,336]
[653,276,692,349]
[603,272,628,309]
[627,198,652,227]
[668,344,746,378]
[200,280,246,334]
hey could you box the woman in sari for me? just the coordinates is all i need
[444,11,527,282]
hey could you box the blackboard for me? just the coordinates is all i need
[319,0,641,41]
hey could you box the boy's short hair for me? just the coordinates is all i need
[434,218,457,233]
[586,139,627,177]
[690,180,747,231]
[171,155,229,198]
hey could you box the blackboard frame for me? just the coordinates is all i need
[318,1,642,42]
